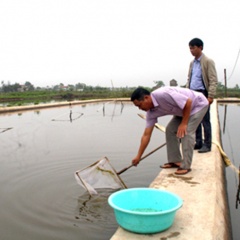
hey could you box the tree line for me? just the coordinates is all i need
[0,80,239,98]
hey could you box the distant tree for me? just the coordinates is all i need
[35,86,42,91]
[0,80,4,92]
[217,82,225,90]
[75,82,86,90]
[68,84,75,91]
[234,84,239,89]
[85,85,93,91]
[1,81,20,92]
[12,83,21,91]
[52,85,60,91]
[24,81,35,91]
[154,80,165,88]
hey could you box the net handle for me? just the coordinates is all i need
[138,113,166,133]
[117,142,166,175]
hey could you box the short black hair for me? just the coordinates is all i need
[189,38,204,49]
[131,87,150,101]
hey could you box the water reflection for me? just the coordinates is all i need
[48,100,125,122]
[218,103,240,239]
[98,101,124,119]
[75,189,116,223]
[236,167,240,209]
[51,110,84,122]
[221,104,240,208]
[0,127,12,133]
[74,189,118,239]
[223,105,227,134]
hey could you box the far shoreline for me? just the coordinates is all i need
[1,97,240,115]
[0,98,130,114]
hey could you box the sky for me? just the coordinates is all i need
[0,0,240,89]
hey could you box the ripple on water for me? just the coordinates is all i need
[1,158,118,240]
[0,103,166,240]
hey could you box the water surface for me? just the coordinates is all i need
[1,101,238,240]
[0,101,168,240]
[218,103,240,240]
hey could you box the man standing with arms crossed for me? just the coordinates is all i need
[186,38,218,153]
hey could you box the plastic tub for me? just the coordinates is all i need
[108,188,183,234]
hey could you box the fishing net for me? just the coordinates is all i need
[75,157,127,195]
[51,110,83,122]
[74,113,167,196]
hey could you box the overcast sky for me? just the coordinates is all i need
[0,0,240,88]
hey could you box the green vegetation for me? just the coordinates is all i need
[0,87,136,107]
[215,82,240,98]
[0,80,239,107]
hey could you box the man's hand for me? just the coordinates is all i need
[208,97,213,104]
[132,156,141,166]
[177,98,191,138]
[131,126,154,167]
[177,123,188,138]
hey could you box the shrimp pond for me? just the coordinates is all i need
[0,101,168,240]
[0,101,239,240]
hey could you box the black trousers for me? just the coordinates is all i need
[195,90,211,149]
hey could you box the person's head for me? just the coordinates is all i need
[189,38,204,59]
[131,87,153,111]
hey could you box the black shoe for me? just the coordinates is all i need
[194,144,202,150]
[198,145,211,153]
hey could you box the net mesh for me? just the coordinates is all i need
[75,157,127,195]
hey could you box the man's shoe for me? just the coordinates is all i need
[194,144,202,150]
[198,145,211,153]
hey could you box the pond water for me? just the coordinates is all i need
[0,101,238,240]
[218,103,240,240]
[0,101,169,240]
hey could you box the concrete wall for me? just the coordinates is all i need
[0,98,129,114]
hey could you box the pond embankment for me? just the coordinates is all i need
[0,98,129,114]
[111,100,232,240]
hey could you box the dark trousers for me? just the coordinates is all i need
[195,90,212,149]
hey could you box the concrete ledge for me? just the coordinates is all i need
[217,98,240,103]
[110,101,232,240]
[0,98,129,114]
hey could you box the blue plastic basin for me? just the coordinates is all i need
[108,188,183,234]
